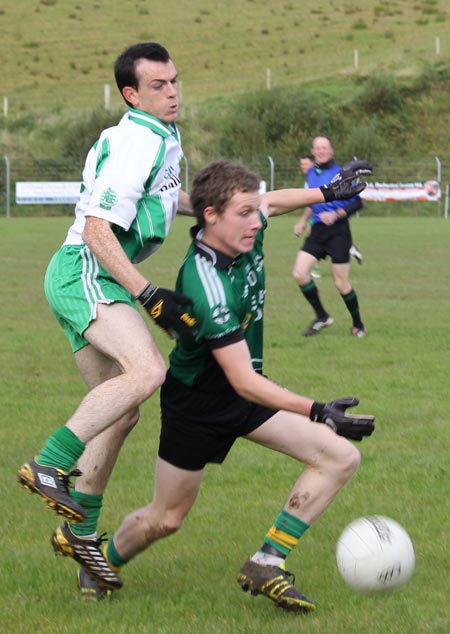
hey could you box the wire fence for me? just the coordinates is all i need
[1,154,448,218]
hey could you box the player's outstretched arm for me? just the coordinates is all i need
[212,342,375,441]
[212,340,314,415]
[260,160,373,218]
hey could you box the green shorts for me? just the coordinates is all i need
[44,245,137,352]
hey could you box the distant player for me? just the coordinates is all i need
[293,136,368,338]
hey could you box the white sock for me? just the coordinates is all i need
[251,551,285,568]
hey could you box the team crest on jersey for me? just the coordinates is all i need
[212,305,231,325]
[100,187,118,210]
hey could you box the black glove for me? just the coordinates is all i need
[320,160,373,202]
[138,283,197,339]
[310,397,375,441]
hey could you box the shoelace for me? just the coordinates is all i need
[95,532,108,549]
[281,568,296,585]
[59,468,83,491]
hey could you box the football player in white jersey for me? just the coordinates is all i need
[18,42,196,598]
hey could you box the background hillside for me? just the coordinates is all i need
[2,0,449,109]
[1,0,450,214]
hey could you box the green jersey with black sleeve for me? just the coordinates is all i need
[159,214,278,470]
[168,215,267,394]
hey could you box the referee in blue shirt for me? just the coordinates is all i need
[292,136,367,338]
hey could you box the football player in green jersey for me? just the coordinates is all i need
[95,159,375,612]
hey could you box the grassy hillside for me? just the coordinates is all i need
[1,0,450,217]
[1,0,449,114]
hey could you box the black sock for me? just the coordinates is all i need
[300,281,328,320]
[341,289,363,328]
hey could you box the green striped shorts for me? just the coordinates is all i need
[44,245,137,352]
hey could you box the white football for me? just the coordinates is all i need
[336,515,415,593]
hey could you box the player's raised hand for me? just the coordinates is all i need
[320,160,373,201]
[310,397,375,441]
[138,283,197,339]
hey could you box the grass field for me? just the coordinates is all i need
[1,0,449,114]
[1,214,449,633]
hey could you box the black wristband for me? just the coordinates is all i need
[310,401,325,422]
[137,282,157,306]
[319,185,335,203]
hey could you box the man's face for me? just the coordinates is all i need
[124,58,178,122]
[311,137,334,165]
[204,190,262,258]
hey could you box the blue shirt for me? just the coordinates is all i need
[307,162,361,224]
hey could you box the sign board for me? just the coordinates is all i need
[16,181,81,204]
[360,181,441,202]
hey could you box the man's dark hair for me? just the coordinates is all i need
[190,160,260,228]
[114,42,171,106]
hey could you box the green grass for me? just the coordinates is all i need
[1,214,449,633]
[1,0,449,114]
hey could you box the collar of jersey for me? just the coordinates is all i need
[314,159,335,173]
[127,107,179,140]
[191,225,240,270]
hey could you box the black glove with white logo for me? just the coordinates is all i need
[320,160,373,202]
[310,397,375,441]
[138,283,197,339]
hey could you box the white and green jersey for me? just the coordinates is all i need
[169,216,267,391]
[63,107,183,263]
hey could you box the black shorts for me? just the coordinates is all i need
[302,220,352,264]
[159,372,278,471]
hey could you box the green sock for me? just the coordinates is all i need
[106,535,129,568]
[36,426,86,472]
[69,492,103,537]
[261,509,310,557]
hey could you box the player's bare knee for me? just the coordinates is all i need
[141,512,184,544]
[335,279,351,295]
[338,443,361,481]
[160,514,184,536]
[135,360,166,401]
[293,268,309,286]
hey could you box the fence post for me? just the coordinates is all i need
[444,185,449,220]
[267,156,274,191]
[266,68,271,90]
[4,155,10,218]
[3,96,8,118]
[104,84,111,110]
[183,156,189,193]
[435,156,441,216]
[354,49,359,70]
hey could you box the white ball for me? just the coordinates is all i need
[336,515,415,593]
